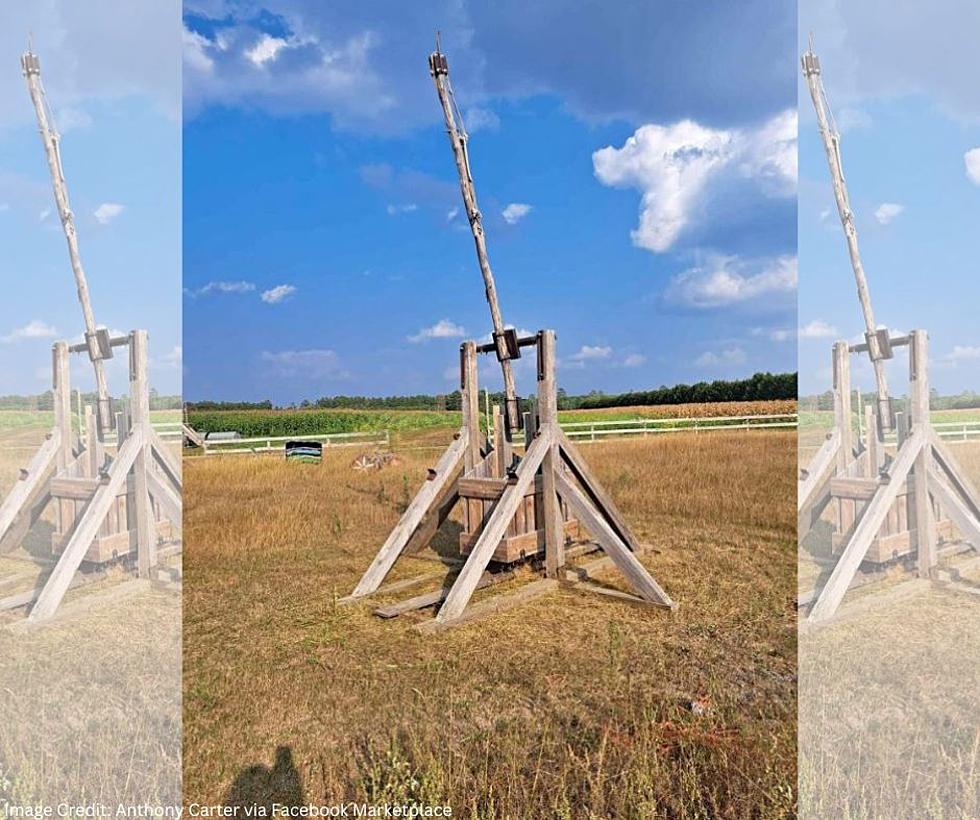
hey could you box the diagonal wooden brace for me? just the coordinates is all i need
[29,426,144,622]
[927,468,980,549]
[554,471,674,608]
[0,428,60,552]
[349,429,468,599]
[436,426,554,623]
[808,426,926,623]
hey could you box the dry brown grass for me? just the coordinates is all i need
[798,440,980,817]
[0,418,181,807]
[183,430,797,818]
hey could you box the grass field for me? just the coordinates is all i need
[183,428,797,817]
[798,421,980,816]
[0,414,181,807]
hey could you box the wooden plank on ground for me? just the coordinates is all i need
[416,578,558,634]
[374,569,513,618]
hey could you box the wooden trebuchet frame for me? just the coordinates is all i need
[0,330,182,623]
[800,330,980,623]
[345,329,675,630]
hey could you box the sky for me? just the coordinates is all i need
[798,0,980,396]
[182,0,798,404]
[0,1,181,399]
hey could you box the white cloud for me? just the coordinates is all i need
[446,207,459,222]
[665,255,797,309]
[622,353,646,367]
[799,319,839,339]
[408,319,467,343]
[465,107,500,133]
[94,202,125,225]
[39,209,51,222]
[873,202,904,225]
[245,35,288,67]
[2,320,59,343]
[261,284,297,304]
[187,280,256,297]
[965,148,980,186]
[260,349,344,379]
[592,110,796,252]
[502,203,532,225]
[386,203,418,215]
[183,26,215,74]
[154,345,182,371]
[941,345,980,366]
[571,345,613,362]
[696,347,747,368]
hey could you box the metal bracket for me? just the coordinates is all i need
[493,328,521,362]
[85,328,114,362]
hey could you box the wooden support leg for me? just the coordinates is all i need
[554,471,673,608]
[0,429,61,551]
[403,471,461,555]
[146,464,182,540]
[929,430,980,522]
[798,430,840,536]
[436,427,553,623]
[537,330,564,578]
[557,429,643,554]
[349,430,469,599]
[29,428,144,622]
[914,449,937,577]
[927,468,980,550]
[808,428,926,623]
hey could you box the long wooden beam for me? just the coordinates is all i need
[0,429,61,550]
[808,427,926,623]
[929,429,980,522]
[556,429,642,554]
[436,426,553,623]
[146,466,182,539]
[554,471,674,608]
[28,427,144,622]
[349,430,468,599]
[798,429,840,514]
[927,469,980,549]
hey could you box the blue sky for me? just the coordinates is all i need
[183,0,798,404]
[798,0,980,396]
[0,1,181,399]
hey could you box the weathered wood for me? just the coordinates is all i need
[908,331,936,575]
[351,430,469,598]
[557,429,642,554]
[146,466,182,539]
[403,467,461,556]
[565,581,666,610]
[0,429,60,551]
[809,427,926,623]
[799,429,840,514]
[554,470,674,608]
[374,569,513,618]
[460,341,481,471]
[417,578,559,634]
[130,330,157,578]
[537,330,565,578]
[149,429,183,491]
[437,426,553,623]
[833,341,853,472]
[927,468,980,550]
[929,429,980,523]
[29,426,144,622]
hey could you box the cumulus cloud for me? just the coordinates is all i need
[593,110,796,252]
[940,345,980,366]
[261,284,297,304]
[665,255,797,309]
[187,280,256,297]
[2,320,59,343]
[622,353,646,367]
[965,148,980,185]
[260,348,344,378]
[502,203,532,225]
[94,202,125,224]
[799,319,839,339]
[245,35,289,67]
[696,347,747,367]
[571,345,612,362]
[873,202,904,225]
[408,319,467,343]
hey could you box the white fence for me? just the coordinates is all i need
[560,413,798,443]
[83,420,183,448]
[881,420,980,446]
[199,429,390,456]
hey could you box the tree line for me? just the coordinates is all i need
[186,372,798,413]
[0,390,181,412]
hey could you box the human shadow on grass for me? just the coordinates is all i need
[224,746,304,812]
